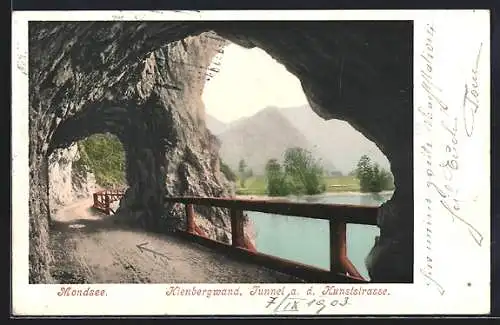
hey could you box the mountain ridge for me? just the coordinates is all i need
[208,107,339,175]
[277,105,390,173]
[205,114,228,135]
[205,104,390,176]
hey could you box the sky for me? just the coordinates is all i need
[201,43,309,123]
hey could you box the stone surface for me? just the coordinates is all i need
[48,143,99,213]
[28,21,412,283]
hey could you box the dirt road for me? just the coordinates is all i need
[49,198,302,284]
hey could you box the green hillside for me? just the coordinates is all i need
[236,175,361,195]
[75,133,126,187]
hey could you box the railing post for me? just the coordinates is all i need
[329,220,346,274]
[230,209,245,248]
[93,193,97,209]
[105,194,110,215]
[185,204,195,234]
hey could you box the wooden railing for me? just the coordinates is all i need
[164,196,380,283]
[92,189,125,215]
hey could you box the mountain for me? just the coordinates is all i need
[205,114,228,135]
[211,106,339,175]
[278,105,391,174]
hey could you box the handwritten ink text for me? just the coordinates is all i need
[265,293,350,314]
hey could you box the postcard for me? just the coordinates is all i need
[11,9,490,316]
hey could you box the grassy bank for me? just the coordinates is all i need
[75,133,126,188]
[236,175,361,195]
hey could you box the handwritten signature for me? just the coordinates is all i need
[462,42,483,137]
[427,175,483,246]
[432,41,484,246]
[423,39,485,247]
[418,25,485,295]
[265,293,350,314]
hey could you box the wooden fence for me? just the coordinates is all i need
[92,189,125,215]
[164,196,380,283]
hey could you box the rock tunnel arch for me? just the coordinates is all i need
[48,98,169,226]
[29,20,413,284]
[47,130,127,215]
[201,40,394,181]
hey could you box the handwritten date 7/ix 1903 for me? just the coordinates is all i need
[265,293,350,314]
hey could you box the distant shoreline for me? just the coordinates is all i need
[235,190,394,201]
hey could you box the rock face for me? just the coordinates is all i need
[110,34,234,235]
[28,21,412,284]
[48,143,99,212]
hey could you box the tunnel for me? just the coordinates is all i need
[29,20,413,284]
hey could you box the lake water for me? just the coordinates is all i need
[247,192,393,280]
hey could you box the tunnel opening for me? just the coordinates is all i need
[202,39,395,197]
[28,21,413,284]
[48,132,128,219]
[77,133,127,190]
[200,37,396,279]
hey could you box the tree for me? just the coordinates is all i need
[355,155,373,192]
[238,159,247,173]
[238,159,248,188]
[354,155,394,193]
[378,168,394,190]
[283,147,325,195]
[265,158,290,196]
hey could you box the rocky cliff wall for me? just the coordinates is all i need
[112,34,234,237]
[47,143,99,212]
